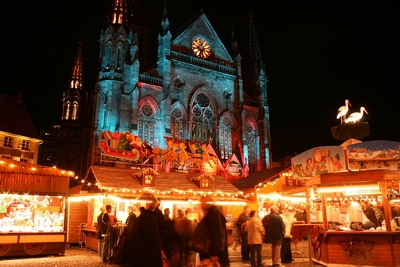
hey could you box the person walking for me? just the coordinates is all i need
[130,193,162,267]
[245,210,265,267]
[237,206,250,261]
[262,206,285,267]
[193,196,229,267]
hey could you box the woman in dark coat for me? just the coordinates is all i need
[197,196,230,267]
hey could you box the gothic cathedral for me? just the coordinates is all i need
[62,0,271,179]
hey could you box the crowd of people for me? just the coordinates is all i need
[95,195,298,267]
[235,206,294,267]
[95,194,229,267]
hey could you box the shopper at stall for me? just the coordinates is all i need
[280,209,294,264]
[245,210,265,267]
[154,198,166,239]
[192,196,229,267]
[237,205,250,261]
[164,208,171,220]
[130,193,162,267]
[122,206,136,263]
[362,201,378,228]
[96,207,106,258]
[262,206,285,267]
[101,205,112,263]
[232,218,240,251]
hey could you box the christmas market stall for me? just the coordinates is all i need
[0,159,72,257]
[291,141,400,267]
[70,166,246,251]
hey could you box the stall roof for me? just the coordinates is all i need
[234,166,288,190]
[87,166,242,195]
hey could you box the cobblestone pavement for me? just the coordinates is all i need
[0,241,323,267]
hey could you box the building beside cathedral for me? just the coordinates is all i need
[60,0,272,179]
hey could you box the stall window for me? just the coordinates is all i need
[144,174,154,185]
[201,178,210,188]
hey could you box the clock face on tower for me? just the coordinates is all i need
[192,38,211,59]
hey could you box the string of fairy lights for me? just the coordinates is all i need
[243,169,293,198]
[0,159,75,177]
[69,169,246,199]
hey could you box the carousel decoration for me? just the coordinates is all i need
[99,131,218,172]
[331,100,370,140]
[340,236,375,265]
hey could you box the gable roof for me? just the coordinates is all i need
[172,13,233,62]
[0,93,40,139]
[87,166,242,198]
[234,166,288,190]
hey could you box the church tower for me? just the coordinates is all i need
[62,41,83,121]
[89,0,272,177]
[241,11,271,171]
[59,42,93,178]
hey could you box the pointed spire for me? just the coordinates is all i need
[108,0,127,26]
[161,0,170,36]
[231,25,239,56]
[69,41,83,90]
[247,10,264,72]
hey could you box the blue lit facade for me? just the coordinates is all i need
[92,1,271,173]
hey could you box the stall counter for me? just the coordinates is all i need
[314,231,400,267]
[0,231,66,257]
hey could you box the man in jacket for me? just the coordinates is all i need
[236,206,250,261]
[262,206,285,267]
[245,210,265,267]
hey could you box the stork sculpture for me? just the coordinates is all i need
[337,99,351,124]
[345,107,368,123]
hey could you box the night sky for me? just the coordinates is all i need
[0,0,398,160]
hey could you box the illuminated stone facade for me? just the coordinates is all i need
[92,1,271,173]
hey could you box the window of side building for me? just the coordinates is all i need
[3,136,13,148]
[21,140,30,151]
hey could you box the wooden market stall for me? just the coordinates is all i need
[289,140,400,267]
[71,166,246,250]
[305,169,400,267]
[0,159,72,257]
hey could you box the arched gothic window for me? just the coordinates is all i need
[65,101,71,120]
[138,105,155,146]
[171,109,184,139]
[219,117,232,159]
[246,122,257,164]
[72,101,78,120]
[191,93,214,144]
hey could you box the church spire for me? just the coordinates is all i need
[247,10,265,73]
[62,41,83,121]
[160,0,170,36]
[108,0,127,26]
[69,41,83,90]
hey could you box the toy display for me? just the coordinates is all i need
[0,195,64,233]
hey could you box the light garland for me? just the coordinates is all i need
[0,159,74,177]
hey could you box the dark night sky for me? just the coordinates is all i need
[0,1,398,159]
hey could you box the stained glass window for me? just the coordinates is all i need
[219,117,232,159]
[190,94,214,144]
[171,109,184,139]
[138,105,155,146]
[246,123,257,164]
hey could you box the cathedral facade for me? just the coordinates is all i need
[62,0,271,178]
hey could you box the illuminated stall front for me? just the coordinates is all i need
[71,166,246,251]
[0,159,72,257]
[291,141,400,267]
